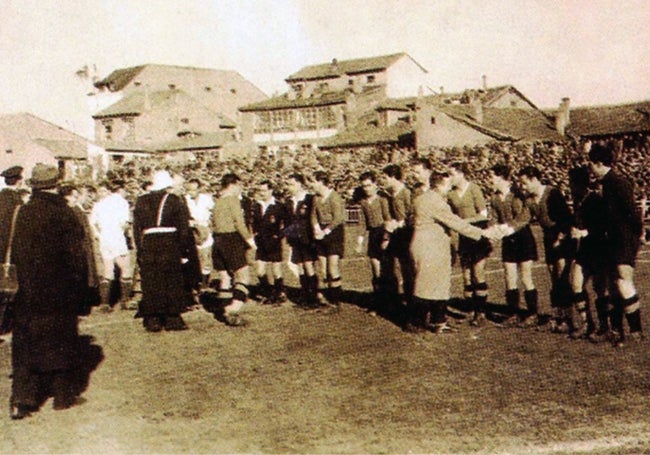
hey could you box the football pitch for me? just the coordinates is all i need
[2,232,650,454]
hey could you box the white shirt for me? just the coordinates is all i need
[185,193,214,227]
[259,196,276,216]
[90,192,130,259]
[290,191,307,213]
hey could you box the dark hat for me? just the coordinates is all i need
[28,163,60,190]
[1,165,23,179]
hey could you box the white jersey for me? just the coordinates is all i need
[185,193,215,248]
[90,192,131,259]
[185,193,214,226]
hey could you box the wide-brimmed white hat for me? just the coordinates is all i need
[151,170,174,191]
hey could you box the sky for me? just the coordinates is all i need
[1,0,649,139]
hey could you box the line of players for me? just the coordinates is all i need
[187,142,642,346]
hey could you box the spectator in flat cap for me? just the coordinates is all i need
[0,165,25,335]
[1,165,24,185]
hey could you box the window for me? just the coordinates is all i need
[5,149,12,154]
[181,118,189,124]
[134,82,141,87]
[168,84,176,89]
[430,116,436,125]
[348,79,354,86]
[102,120,114,140]
[254,112,272,134]
[271,110,294,132]
[205,86,212,92]
[319,82,329,92]
[230,88,237,94]
[367,74,376,84]
[297,108,317,131]
[319,106,337,129]
[510,100,517,107]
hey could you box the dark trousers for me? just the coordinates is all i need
[11,367,74,408]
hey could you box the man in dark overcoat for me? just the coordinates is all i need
[10,164,87,419]
[133,170,200,332]
[0,165,25,334]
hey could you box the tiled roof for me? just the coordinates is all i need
[567,100,650,137]
[437,105,562,142]
[93,89,189,117]
[94,64,267,121]
[239,91,348,112]
[94,65,147,91]
[154,132,233,151]
[321,121,413,148]
[33,139,87,159]
[92,89,235,127]
[286,53,417,81]
[377,86,539,111]
[103,131,232,153]
[0,113,90,159]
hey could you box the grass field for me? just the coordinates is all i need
[2,226,650,454]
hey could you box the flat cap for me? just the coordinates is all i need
[1,165,23,179]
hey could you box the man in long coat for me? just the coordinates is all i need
[10,164,87,419]
[0,165,25,334]
[133,170,200,332]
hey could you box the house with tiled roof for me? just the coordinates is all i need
[0,113,103,179]
[323,84,561,149]
[91,64,266,160]
[92,89,237,158]
[415,102,562,148]
[93,64,266,121]
[558,99,650,139]
[238,52,428,155]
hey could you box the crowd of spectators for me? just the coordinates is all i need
[81,133,650,213]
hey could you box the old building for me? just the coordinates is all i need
[559,99,650,141]
[0,113,102,180]
[238,52,428,155]
[91,64,267,160]
[322,84,560,150]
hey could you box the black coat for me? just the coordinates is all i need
[0,188,23,262]
[12,191,86,371]
[133,190,200,316]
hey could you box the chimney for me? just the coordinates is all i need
[331,58,339,71]
[482,75,487,90]
[439,86,444,95]
[555,97,570,136]
[471,96,483,124]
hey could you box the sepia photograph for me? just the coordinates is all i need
[1,0,650,453]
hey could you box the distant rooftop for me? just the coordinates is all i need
[285,52,426,82]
